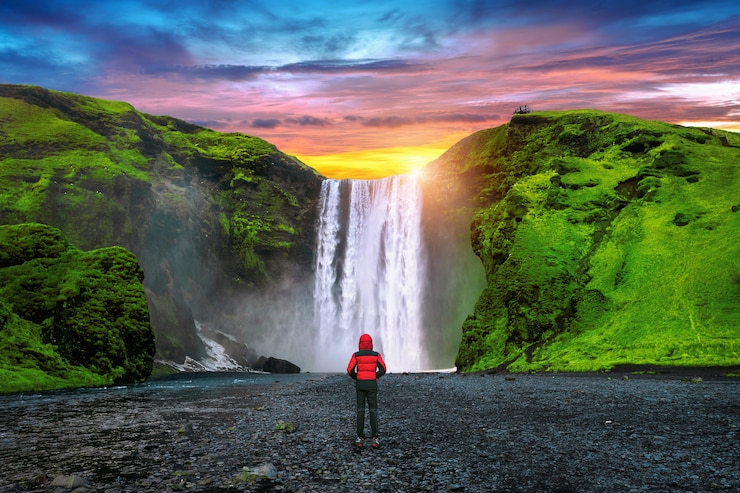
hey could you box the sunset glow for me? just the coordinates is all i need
[298,145,450,180]
[2,1,739,178]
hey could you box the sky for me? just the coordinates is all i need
[1,1,739,179]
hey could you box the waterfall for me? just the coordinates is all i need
[313,174,426,372]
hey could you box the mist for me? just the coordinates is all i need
[149,171,485,373]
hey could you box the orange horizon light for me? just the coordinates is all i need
[295,145,449,180]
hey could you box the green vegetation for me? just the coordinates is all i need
[235,467,260,483]
[0,223,155,393]
[275,420,297,433]
[0,84,323,372]
[446,110,739,372]
[0,85,317,283]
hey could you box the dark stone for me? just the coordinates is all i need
[255,356,301,373]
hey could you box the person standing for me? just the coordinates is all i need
[346,333,387,448]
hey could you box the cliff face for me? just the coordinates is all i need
[426,110,739,372]
[0,84,324,365]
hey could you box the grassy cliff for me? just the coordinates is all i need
[429,110,739,372]
[0,223,155,393]
[0,84,320,282]
[0,84,323,365]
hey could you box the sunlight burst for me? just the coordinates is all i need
[296,145,446,180]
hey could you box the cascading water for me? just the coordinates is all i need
[313,174,426,372]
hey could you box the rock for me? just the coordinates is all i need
[255,356,301,373]
[200,325,259,367]
[0,224,156,391]
[249,463,278,479]
[1,372,738,493]
[50,474,91,489]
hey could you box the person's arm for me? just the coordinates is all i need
[347,353,358,379]
[376,353,387,378]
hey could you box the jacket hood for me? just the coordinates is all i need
[358,333,373,350]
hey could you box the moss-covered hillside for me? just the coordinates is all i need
[428,110,739,372]
[0,223,155,392]
[0,84,324,365]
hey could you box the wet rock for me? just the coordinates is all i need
[50,474,91,489]
[248,462,277,479]
[255,356,301,373]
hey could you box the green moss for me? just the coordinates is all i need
[235,467,259,483]
[0,85,322,380]
[276,420,297,433]
[0,296,111,392]
[0,98,106,151]
[215,176,304,283]
[451,110,740,372]
[0,223,155,393]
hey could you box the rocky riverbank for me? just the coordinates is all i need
[1,370,737,492]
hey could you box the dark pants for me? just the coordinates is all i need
[355,380,378,437]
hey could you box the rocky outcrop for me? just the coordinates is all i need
[0,223,155,391]
[254,356,301,374]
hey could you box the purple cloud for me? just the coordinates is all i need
[285,116,332,127]
[251,118,282,129]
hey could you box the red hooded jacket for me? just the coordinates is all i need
[347,334,387,381]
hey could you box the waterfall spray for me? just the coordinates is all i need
[313,175,426,372]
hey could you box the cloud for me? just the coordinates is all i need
[3,0,740,178]
[280,58,420,73]
[148,58,420,83]
[250,116,332,129]
[189,119,230,129]
[527,17,740,79]
[251,118,282,129]
[285,116,332,126]
[172,64,267,81]
[297,32,358,57]
[361,112,499,128]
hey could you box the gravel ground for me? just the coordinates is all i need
[0,370,737,493]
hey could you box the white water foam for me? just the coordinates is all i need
[164,321,246,372]
[313,175,426,372]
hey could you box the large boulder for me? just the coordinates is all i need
[255,356,301,374]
